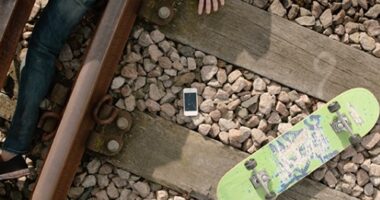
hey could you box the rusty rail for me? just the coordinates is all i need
[0,0,35,89]
[31,0,141,199]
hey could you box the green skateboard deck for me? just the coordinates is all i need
[217,88,379,200]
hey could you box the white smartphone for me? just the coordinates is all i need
[183,88,198,116]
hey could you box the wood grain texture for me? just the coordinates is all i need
[159,0,380,102]
[0,0,35,89]
[107,111,357,200]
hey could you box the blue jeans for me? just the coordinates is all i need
[3,0,97,154]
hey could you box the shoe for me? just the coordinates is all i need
[0,155,29,180]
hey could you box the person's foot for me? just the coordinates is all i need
[0,155,29,180]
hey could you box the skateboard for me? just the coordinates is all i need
[217,88,379,200]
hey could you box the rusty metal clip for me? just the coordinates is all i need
[37,111,61,141]
[93,94,119,125]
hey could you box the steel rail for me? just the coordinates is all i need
[31,0,141,199]
[0,0,35,89]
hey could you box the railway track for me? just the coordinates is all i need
[1,0,380,199]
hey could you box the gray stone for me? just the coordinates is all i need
[242,96,259,108]
[361,132,380,149]
[198,124,212,136]
[343,162,359,173]
[228,70,242,83]
[146,99,161,112]
[150,30,165,43]
[68,187,84,199]
[158,40,171,53]
[203,86,217,99]
[219,118,237,131]
[200,99,215,113]
[98,164,113,174]
[106,182,119,199]
[187,57,197,70]
[364,183,374,196]
[215,89,229,100]
[312,1,323,18]
[360,32,376,51]
[86,159,101,174]
[95,190,109,200]
[219,131,229,144]
[229,128,250,144]
[201,65,218,81]
[133,181,151,198]
[253,0,269,8]
[278,123,292,134]
[124,95,136,112]
[96,175,109,189]
[357,169,370,186]
[253,78,266,91]
[149,84,165,101]
[373,43,380,58]
[259,93,275,115]
[158,57,172,69]
[251,128,267,144]
[178,45,195,57]
[295,16,316,26]
[288,4,300,20]
[345,22,360,34]
[365,4,380,18]
[156,190,169,200]
[320,9,333,28]
[269,0,287,17]
[324,170,338,187]
[82,175,97,188]
[231,77,248,93]
[370,164,380,176]
[148,45,163,62]
[203,55,218,65]
[333,10,346,25]
[138,31,154,47]
[160,103,176,117]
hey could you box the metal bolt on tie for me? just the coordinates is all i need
[107,140,120,152]
[158,6,171,19]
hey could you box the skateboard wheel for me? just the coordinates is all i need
[328,101,340,113]
[244,159,257,170]
[265,191,276,200]
[349,134,361,145]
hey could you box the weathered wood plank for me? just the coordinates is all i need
[0,0,35,89]
[107,111,357,200]
[160,0,380,102]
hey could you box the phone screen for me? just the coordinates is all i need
[184,93,197,111]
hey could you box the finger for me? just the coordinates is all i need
[206,0,212,14]
[212,0,218,11]
[219,0,225,6]
[198,0,205,15]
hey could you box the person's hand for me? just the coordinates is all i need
[198,0,225,15]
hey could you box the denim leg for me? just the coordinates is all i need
[3,0,98,154]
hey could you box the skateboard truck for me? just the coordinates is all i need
[245,159,276,200]
[328,101,361,145]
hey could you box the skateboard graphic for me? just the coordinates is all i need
[217,88,379,200]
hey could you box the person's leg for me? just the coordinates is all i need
[2,0,97,161]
